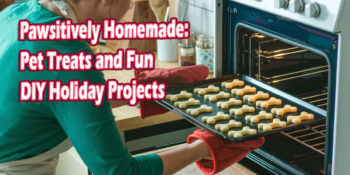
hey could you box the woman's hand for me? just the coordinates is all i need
[157,130,264,175]
[187,129,265,175]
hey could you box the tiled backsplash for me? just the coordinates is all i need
[179,0,215,37]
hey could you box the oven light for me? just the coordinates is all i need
[252,33,266,38]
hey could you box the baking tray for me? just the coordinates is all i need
[156,74,326,141]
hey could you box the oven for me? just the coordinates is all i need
[214,0,350,174]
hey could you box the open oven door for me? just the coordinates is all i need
[215,1,338,174]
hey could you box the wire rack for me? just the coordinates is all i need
[282,121,326,155]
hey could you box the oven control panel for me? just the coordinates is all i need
[230,0,345,32]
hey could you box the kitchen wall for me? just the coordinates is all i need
[179,0,216,38]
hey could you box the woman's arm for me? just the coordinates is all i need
[158,140,211,175]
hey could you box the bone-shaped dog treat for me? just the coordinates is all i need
[202,112,230,124]
[166,90,193,102]
[221,79,245,89]
[245,111,273,124]
[174,98,200,109]
[271,104,298,116]
[231,85,257,96]
[217,98,242,109]
[256,97,282,109]
[204,91,231,102]
[287,112,314,124]
[228,126,257,138]
[229,105,255,115]
[243,91,270,103]
[215,120,242,132]
[258,118,287,131]
[194,85,220,95]
[186,105,213,116]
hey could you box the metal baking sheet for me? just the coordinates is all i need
[156,74,326,141]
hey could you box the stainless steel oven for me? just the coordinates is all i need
[214,0,350,174]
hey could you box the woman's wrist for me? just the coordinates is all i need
[188,139,212,160]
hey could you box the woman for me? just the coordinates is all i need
[0,0,264,174]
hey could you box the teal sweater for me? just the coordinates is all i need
[0,0,163,174]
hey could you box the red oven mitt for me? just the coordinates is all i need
[187,129,265,175]
[134,65,209,118]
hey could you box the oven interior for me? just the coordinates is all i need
[235,26,328,174]
[236,27,328,110]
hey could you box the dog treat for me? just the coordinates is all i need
[217,98,242,109]
[221,79,245,89]
[228,126,257,138]
[245,111,273,124]
[186,105,213,116]
[194,85,220,95]
[215,120,242,132]
[243,91,270,103]
[256,97,282,109]
[204,91,231,102]
[166,90,193,102]
[229,105,255,115]
[271,105,298,116]
[202,112,230,124]
[258,118,287,131]
[287,112,314,124]
[231,85,257,96]
[174,98,200,109]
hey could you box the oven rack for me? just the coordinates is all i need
[260,65,328,84]
[259,47,308,59]
[282,119,326,155]
[299,89,328,110]
[249,33,308,60]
